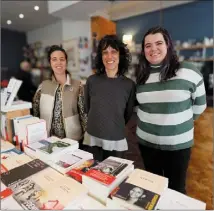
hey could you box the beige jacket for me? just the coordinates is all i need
[33,74,86,141]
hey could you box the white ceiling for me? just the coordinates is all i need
[1,1,60,32]
[1,0,194,33]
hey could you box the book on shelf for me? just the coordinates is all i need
[156,188,206,210]
[82,156,135,204]
[110,168,168,210]
[24,136,79,160]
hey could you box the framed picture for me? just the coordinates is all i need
[63,38,79,72]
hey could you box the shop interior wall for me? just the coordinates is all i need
[116,1,213,48]
[1,28,27,80]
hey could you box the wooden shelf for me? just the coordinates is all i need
[186,58,214,62]
[175,44,214,50]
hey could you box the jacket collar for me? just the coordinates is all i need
[52,73,72,86]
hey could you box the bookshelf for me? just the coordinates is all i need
[175,44,214,62]
[175,44,214,51]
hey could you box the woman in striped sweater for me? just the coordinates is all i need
[135,26,206,194]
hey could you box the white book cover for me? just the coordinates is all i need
[1,114,7,139]
[156,188,206,210]
[125,168,168,195]
[16,117,40,144]
[10,173,88,210]
[4,78,22,107]
[1,140,15,152]
[1,195,23,210]
[13,115,32,143]
[25,119,47,145]
[1,101,32,112]
[1,154,33,174]
[26,136,79,160]
[65,195,107,210]
[47,149,93,174]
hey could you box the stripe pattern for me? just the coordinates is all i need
[136,61,207,150]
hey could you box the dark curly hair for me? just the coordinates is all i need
[136,26,180,85]
[95,35,132,76]
[48,45,69,75]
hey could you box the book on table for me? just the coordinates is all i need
[24,136,79,161]
[82,156,135,204]
[1,153,33,174]
[3,165,88,210]
[156,188,206,210]
[66,159,100,183]
[45,148,93,175]
[110,168,168,210]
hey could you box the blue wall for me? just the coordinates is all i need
[116,0,213,44]
[1,28,27,80]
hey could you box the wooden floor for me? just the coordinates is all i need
[186,107,213,210]
[124,107,213,209]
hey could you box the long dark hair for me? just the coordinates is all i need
[95,35,131,76]
[136,26,180,85]
[48,45,69,76]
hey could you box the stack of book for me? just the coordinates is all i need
[81,156,134,204]
[108,168,168,210]
[24,136,79,163]
[67,159,100,183]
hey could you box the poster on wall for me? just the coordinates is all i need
[78,37,92,79]
[63,38,80,72]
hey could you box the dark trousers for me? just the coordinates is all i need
[82,145,125,162]
[138,144,191,194]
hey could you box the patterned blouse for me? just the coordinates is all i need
[33,83,87,139]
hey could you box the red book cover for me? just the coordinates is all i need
[0,187,13,199]
[66,159,99,183]
[84,169,116,185]
[84,157,128,185]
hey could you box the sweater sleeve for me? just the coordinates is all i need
[84,78,90,114]
[192,78,207,120]
[77,83,88,133]
[32,84,42,118]
[124,82,136,124]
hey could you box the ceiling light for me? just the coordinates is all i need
[34,5,39,11]
[7,20,12,25]
[122,34,133,44]
[19,14,24,18]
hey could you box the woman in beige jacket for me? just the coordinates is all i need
[33,45,87,147]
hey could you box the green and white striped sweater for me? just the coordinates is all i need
[136,61,207,151]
